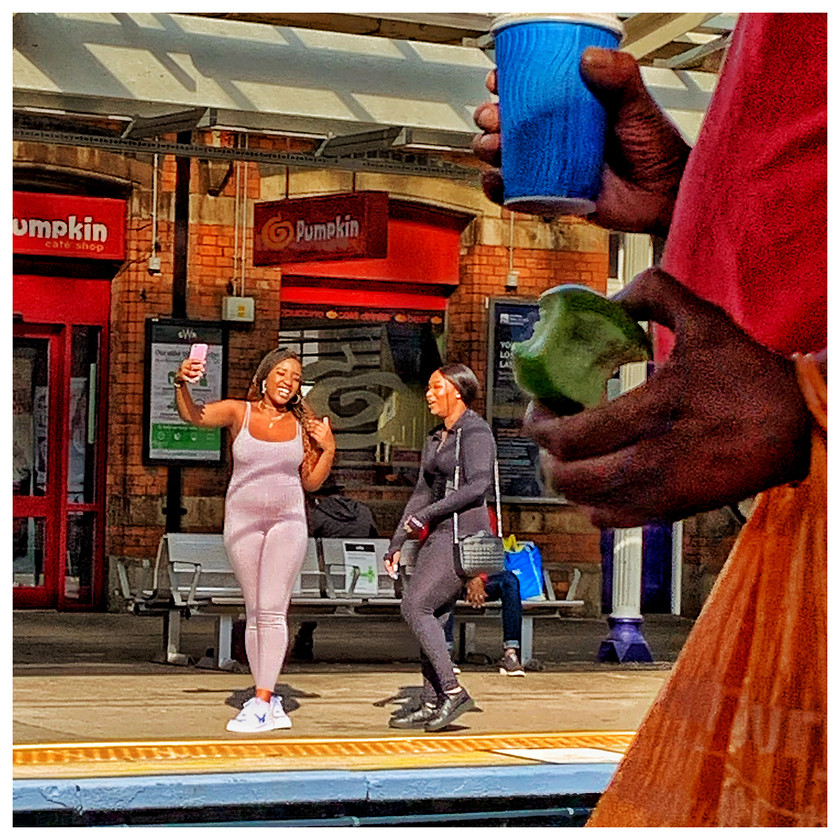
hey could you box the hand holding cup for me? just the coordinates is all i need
[485,13,624,217]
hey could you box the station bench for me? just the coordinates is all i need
[116,533,584,669]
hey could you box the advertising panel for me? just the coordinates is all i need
[487,299,549,500]
[143,319,226,465]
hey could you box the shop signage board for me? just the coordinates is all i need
[253,191,389,264]
[13,191,126,260]
[487,299,549,501]
[143,319,226,465]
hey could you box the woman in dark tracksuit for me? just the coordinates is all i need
[384,363,496,731]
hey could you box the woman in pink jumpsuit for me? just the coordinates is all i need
[175,348,335,733]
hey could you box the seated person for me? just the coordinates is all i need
[294,481,378,660]
[307,479,379,539]
[444,570,525,677]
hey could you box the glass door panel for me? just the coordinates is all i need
[63,326,102,606]
[13,338,50,498]
[12,517,46,588]
[13,331,59,606]
[67,326,100,504]
[65,512,96,602]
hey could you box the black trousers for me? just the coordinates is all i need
[400,524,463,704]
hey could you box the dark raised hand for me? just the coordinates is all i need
[523,268,812,527]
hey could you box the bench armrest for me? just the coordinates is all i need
[169,561,202,607]
[116,558,158,606]
[326,563,361,595]
[542,567,557,602]
[566,568,582,601]
[115,559,133,602]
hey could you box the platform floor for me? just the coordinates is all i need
[13,609,690,824]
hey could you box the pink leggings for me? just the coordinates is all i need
[223,500,308,692]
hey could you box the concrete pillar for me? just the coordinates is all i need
[597,233,654,663]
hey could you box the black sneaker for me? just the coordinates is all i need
[499,650,525,677]
[388,702,439,729]
[390,698,422,718]
[423,689,475,732]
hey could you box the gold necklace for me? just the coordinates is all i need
[257,399,290,428]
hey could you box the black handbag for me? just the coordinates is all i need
[453,427,506,578]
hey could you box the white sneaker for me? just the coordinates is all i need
[270,694,292,730]
[226,697,274,733]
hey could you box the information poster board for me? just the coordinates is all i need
[487,299,551,501]
[143,319,226,465]
[342,542,378,595]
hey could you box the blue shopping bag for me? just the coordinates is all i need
[504,539,544,600]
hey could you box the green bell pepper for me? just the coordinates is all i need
[512,284,652,415]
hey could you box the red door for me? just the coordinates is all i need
[13,276,110,609]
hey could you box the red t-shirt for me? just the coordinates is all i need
[657,13,826,359]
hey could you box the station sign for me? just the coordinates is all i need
[253,191,388,264]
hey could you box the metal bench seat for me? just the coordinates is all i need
[117,534,583,668]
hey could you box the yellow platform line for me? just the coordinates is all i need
[13,731,635,780]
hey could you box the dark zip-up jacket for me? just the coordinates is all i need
[389,408,495,556]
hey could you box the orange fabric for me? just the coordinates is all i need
[587,353,826,826]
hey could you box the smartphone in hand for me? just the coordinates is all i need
[186,343,208,383]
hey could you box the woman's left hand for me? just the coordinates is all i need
[306,416,335,453]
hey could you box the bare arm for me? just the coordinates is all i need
[174,358,241,429]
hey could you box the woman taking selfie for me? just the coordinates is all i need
[174,347,335,733]
[385,363,497,731]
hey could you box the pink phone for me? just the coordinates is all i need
[185,343,208,383]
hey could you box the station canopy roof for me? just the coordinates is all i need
[13,12,735,176]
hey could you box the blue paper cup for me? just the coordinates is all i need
[491,13,623,216]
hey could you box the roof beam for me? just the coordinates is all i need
[654,31,732,70]
[314,126,403,157]
[622,13,719,60]
[194,13,494,45]
[121,108,209,139]
[13,125,479,181]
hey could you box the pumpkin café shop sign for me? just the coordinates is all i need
[253,191,389,265]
